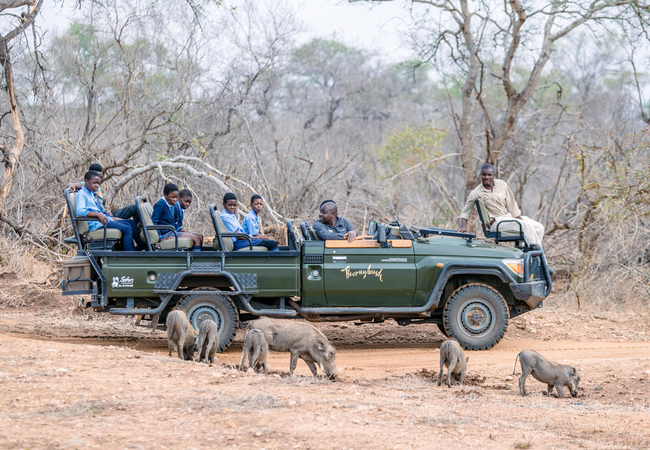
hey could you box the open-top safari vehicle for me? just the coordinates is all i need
[62,190,552,350]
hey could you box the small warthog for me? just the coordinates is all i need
[513,350,580,398]
[247,318,341,378]
[166,310,197,361]
[437,339,469,388]
[195,319,219,364]
[239,329,269,374]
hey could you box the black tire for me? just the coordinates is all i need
[176,293,239,352]
[436,322,449,337]
[443,283,509,351]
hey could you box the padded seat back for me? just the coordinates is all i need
[69,193,89,235]
[308,225,321,241]
[212,213,235,251]
[139,201,160,245]
[476,198,492,235]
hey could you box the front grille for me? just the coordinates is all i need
[303,255,323,264]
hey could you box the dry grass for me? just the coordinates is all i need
[0,239,59,286]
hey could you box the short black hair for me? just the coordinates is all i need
[319,199,335,209]
[163,183,179,195]
[251,194,263,204]
[481,163,495,173]
[84,170,101,181]
[179,189,192,199]
[223,192,238,203]
[89,163,103,172]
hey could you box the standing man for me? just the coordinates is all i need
[459,163,544,248]
[313,200,358,242]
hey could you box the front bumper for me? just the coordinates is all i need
[511,250,552,308]
[510,280,548,308]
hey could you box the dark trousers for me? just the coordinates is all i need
[107,219,146,251]
[233,238,278,251]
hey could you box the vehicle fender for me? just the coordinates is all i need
[425,263,515,310]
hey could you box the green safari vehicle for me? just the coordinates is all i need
[62,191,552,351]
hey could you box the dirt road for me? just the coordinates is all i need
[2,322,650,449]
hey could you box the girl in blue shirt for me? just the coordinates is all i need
[152,183,203,251]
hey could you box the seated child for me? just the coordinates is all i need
[151,183,203,251]
[242,194,271,240]
[220,192,278,251]
[176,188,203,242]
[75,170,146,251]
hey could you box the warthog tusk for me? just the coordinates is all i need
[330,367,344,379]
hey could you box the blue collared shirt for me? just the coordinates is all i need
[76,186,113,232]
[242,210,260,236]
[220,210,245,244]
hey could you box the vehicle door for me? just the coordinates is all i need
[323,240,416,307]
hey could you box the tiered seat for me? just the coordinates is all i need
[65,188,122,250]
[475,198,525,246]
[135,196,193,251]
[209,205,268,252]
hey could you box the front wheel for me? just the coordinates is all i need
[176,293,239,352]
[443,284,509,350]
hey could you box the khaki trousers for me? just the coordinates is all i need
[491,214,544,247]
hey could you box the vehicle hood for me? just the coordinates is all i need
[413,236,525,259]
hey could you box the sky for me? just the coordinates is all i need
[37,0,417,62]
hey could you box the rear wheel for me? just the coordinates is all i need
[176,292,239,352]
[443,283,509,350]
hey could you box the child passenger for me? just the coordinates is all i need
[152,183,203,252]
[242,194,271,240]
[220,192,278,251]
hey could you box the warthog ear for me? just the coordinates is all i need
[466,356,469,363]
[316,341,326,351]
[571,367,576,375]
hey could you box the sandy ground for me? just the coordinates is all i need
[1,285,650,449]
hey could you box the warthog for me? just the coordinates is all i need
[513,350,580,398]
[166,310,197,361]
[239,329,269,374]
[437,339,469,388]
[247,318,341,378]
[195,319,219,364]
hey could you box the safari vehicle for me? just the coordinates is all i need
[62,190,552,351]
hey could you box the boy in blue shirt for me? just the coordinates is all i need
[75,170,145,251]
[220,192,278,251]
[151,183,202,251]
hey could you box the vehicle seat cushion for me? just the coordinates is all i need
[212,213,234,252]
[159,236,194,250]
[86,228,122,240]
[236,246,268,252]
[139,201,160,244]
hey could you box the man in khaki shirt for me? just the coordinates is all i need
[459,163,544,248]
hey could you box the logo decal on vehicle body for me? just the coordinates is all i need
[111,276,134,288]
[340,264,384,282]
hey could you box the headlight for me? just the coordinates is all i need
[503,258,524,275]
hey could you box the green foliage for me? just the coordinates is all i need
[380,125,445,171]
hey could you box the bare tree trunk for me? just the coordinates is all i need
[0,0,43,209]
[457,0,480,194]
[0,35,24,210]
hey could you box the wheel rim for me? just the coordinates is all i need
[189,303,224,335]
[457,299,495,338]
